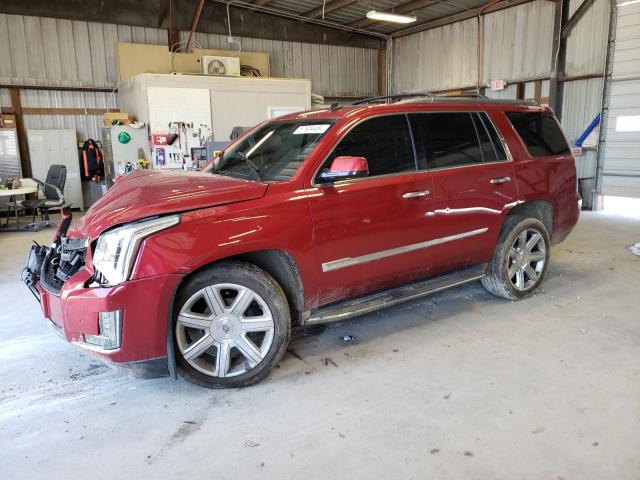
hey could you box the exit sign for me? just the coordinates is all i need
[490,80,506,91]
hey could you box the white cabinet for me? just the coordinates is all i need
[27,129,84,210]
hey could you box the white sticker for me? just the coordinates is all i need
[293,124,331,135]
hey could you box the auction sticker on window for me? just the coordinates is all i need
[293,124,331,135]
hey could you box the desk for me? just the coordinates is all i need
[0,185,38,231]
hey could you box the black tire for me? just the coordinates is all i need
[173,261,291,388]
[482,216,551,300]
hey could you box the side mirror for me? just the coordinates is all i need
[319,156,369,182]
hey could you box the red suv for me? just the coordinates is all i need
[24,94,580,388]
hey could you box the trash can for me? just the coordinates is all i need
[578,177,595,210]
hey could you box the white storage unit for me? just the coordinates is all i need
[103,125,149,176]
[118,73,311,169]
[27,129,84,209]
[601,3,640,198]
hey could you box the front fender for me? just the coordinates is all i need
[131,183,319,308]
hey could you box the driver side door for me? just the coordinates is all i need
[308,114,436,306]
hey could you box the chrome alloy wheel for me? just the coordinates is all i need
[175,283,275,378]
[508,228,547,291]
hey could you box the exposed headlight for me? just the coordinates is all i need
[93,215,179,286]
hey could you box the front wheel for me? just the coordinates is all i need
[482,217,550,300]
[173,261,291,388]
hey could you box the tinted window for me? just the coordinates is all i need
[217,120,333,181]
[321,115,415,180]
[410,112,483,169]
[506,112,570,157]
[473,114,496,164]
[478,113,507,161]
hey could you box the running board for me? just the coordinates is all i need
[306,264,487,325]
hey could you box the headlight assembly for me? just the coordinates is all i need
[92,215,179,286]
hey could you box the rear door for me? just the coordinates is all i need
[308,114,436,306]
[408,111,519,275]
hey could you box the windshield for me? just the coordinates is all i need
[215,120,334,182]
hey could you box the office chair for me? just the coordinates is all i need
[22,164,66,232]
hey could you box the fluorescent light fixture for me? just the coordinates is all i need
[618,0,640,6]
[366,10,417,24]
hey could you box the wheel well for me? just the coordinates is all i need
[183,250,304,326]
[506,201,553,235]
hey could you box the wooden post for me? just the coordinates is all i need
[534,80,542,104]
[378,47,387,96]
[9,87,31,178]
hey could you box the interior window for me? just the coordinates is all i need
[320,115,415,180]
[409,112,484,169]
[505,111,570,157]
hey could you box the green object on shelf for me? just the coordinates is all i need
[117,131,131,144]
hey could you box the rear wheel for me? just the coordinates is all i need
[173,261,290,388]
[482,217,550,300]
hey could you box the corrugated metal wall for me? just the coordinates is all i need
[561,0,610,187]
[481,1,555,84]
[562,78,604,180]
[21,90,118,142]
[391,18,478,93]
[392,0,555,93]
[0,13,378,96]
[601,3,640,198]
[0,13,379,142]
[176,31,379,98]
[392,0,611,190]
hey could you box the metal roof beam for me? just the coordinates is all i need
[561,0,597,39]
[303,0,360,19]
[0,0,384,48]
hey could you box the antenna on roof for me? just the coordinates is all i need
[330,102,341,111]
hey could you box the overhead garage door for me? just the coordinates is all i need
[601,3,640,198]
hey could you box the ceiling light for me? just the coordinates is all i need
[618,0,640,5]
[366,10,417,24]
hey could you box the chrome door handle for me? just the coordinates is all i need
[490,176,512,184]
[402,190,430,199]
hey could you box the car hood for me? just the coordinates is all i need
[71,170,267,239]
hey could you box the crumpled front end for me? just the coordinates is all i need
[22,207,182,378]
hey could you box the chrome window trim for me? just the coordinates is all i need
[476,112,506,162]
[311,109,514,187]
[407,110,514,171]
[311,112,418,188]
[316,168,431,188]
[322,227,489,273]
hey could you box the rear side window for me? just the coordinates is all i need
[327,115,415,177]
[478,113,507,161]
[506,111,570,157]
[409,112,483,169]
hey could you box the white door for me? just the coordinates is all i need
[59,130,83,209]
[27,131,48,186]
[28,129,84,208]
[601,4,640,198]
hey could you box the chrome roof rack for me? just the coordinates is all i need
[351,93,434,105]
[352,91,536,107]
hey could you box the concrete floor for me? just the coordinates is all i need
[1,211,639,479]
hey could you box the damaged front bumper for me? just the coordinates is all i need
[21,207,181,379]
